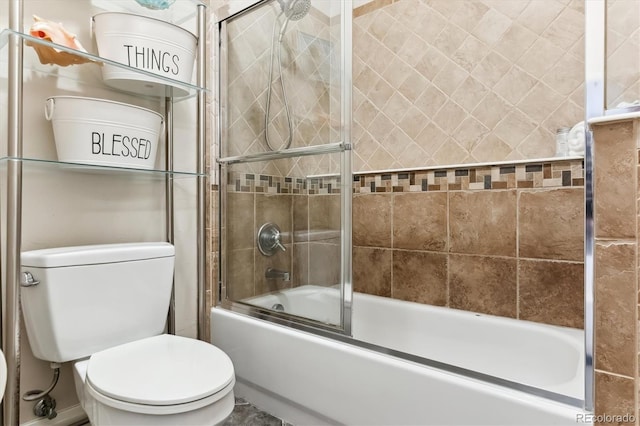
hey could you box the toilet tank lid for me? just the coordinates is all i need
[21,243,174,268]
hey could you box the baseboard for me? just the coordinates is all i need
[21,404,87,426]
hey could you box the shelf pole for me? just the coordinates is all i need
[165,95,175,335]
[4,0,24,424]
[196,2,208,341]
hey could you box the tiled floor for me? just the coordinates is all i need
[71,398,289,426]
[222,397,292,426]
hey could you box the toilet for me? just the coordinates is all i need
[20,242,235,426]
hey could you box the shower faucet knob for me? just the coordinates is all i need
[257,222,287,256]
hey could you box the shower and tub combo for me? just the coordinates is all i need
[213,0,597,424]
[212,286,584,425]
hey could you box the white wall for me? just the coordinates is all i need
[1,0,200,423]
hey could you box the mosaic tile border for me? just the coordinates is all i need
[222,160,584,194]
[226,171,306,194]
[225,172,341,195]
[352,160,585,194]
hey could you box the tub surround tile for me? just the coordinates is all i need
[595,242,637,378]
[227,192,255,250]
[293,195,309,233]
[595,372,635,426]
[449,255,517,318]
[518,259,584,328]
[353,194,392,247]
[393,192,448,251]
[519,188,584,261]
[292,243,309,288]
[593,122,636,240]
[392,250,447,306]
[226,248,255,301]
[309,194,341,234]
[220,157,585,329]
[449,190,517,257]
[353,246,392,297]
[309,243,341,287]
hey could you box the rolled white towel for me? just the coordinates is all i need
[567,121,585,156]
[616,100,640,108]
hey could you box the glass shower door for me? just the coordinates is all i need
[217,0,352,333]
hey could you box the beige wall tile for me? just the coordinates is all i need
[517,38,564,79]
[519,188,584,261]
[493,110,537,149]
[494,24,537,62]
[595,242,636,378]
[593,122,636,239]
[353,194,392,247]
[351,0,637,172]
[392,250,447,306]
[595,372,635,425]
[449,254,517,318]
[517,0,564,35]
[353,246,392,297]
[471,8,512,46]
[519,260,584,328]
[517,82,565,125]
[449,190,517,257]
[393,192,448,251]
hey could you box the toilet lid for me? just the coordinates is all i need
[86,334,234,406]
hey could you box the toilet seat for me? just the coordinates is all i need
[85,334,235,414]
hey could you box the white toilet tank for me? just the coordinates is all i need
[21,242,175,363]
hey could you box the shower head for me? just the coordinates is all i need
[278,0,311,41]
[283,0,311,21]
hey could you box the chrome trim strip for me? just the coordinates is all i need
[196,2,208,341]
[217,306,585,409]
[340,0,353,336]
[217,19,228,305]
[224,299,350,335]
[4,0,23,424]
[583,0,605,413]
[217,142,346,165]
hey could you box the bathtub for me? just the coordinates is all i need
[211,285,588,425]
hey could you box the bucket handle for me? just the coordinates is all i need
[44,98,55,121]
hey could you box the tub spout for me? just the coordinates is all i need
[265,267,290,281]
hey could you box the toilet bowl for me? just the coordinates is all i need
[19,243,236,425]
[73,335,235,426]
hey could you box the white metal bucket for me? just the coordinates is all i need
[92,12,197,97]
[45,96,164,170]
